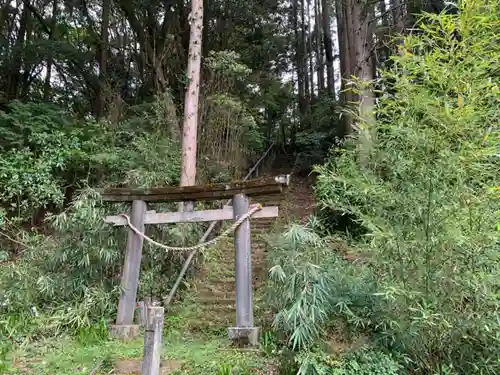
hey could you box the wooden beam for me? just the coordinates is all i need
[96,175,290,202]
[105,205,279,226]
[99,185,284,202]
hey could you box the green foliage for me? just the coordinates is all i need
[0,339,12,373]
[292,347,402,375]
[204,92,263,153]
[206,50,253,79]
[312,1,500,373]
[217,364,233,375]
[0,101,181,225]
[260,330,279,357]
[0,102,96,222]
[265,223,380,352]
[265,223,411,370]
[276,346,402,375]
[329,348,401,375]
[0,194,198,341]
[0,189,120,339]
[295,94,341,165]
[0,98,188,341]
[199,50,269,180]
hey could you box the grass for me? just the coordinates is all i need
[6,329,272,374]
[1,266,275,375]
[0,190,292,374]
[0,230,276,375]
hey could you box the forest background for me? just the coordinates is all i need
[0,0,498,374]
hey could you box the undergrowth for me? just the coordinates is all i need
[0,98,208,352]
[265,1,500,374]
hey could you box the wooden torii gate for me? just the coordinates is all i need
[98,175,290,345]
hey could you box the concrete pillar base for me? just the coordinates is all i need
[228,326,260,346]
[110,324,140,340]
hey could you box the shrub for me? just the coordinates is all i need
[0,99,191,340]
[0,196,201,342]
[298,347,402,375]
[264,222,392,374]
[314,0,500,373]
[265,223,380,350]
[295,93,342,167]
[277,345,402,375]
[0,101,96,224]
[0,101,181,226]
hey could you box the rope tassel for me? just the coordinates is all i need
[119,204,263,252]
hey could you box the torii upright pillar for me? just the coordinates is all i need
[228,193,260,345]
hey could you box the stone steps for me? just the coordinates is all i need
[196,295,265,304]
[197,298,236,306]
[182,172,314,330]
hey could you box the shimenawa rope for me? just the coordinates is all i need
[119,203,263,251]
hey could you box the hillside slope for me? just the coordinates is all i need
[176,158,316,331]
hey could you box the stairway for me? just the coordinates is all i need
[183,167,316,331]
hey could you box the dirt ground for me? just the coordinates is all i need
[113,359,183,374]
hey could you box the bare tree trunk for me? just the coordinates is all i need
[21,10,33,97]
[322,0,335,96]
[292,0,304,148]
[378,0,389,64]
[180,0,204,211]
[43,0,57,100]
[0,5,10,37]
[95,0,110,119]
[315,0,325,92]
[336,0,375,147]
[307,0,315,99]
[301,0,309,103]
[292,0,304,118]
[335,0,350,110]
[392,0,406,32]
[349,0,376,163]
[6,4,29,101]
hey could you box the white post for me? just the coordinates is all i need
[141,306,164,375]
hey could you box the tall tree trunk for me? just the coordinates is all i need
[378,0,390,64]
[392,0,406,32]
[336,0,375,145]
[300,0,309,103]
[180,0,204,211]
[292,0,305,117]
[315,0,325,92]
[95,0,110,118]
[322,0,335,96]
[307,0,314,99]
[335,0,349,103]
[44,0,58,100]
[6,4,29,102]
[347,0,375,162]
[0,5,11,37]
[21,10,33,97]
[292,0,305,141]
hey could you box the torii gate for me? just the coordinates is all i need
[98,175,290,345]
